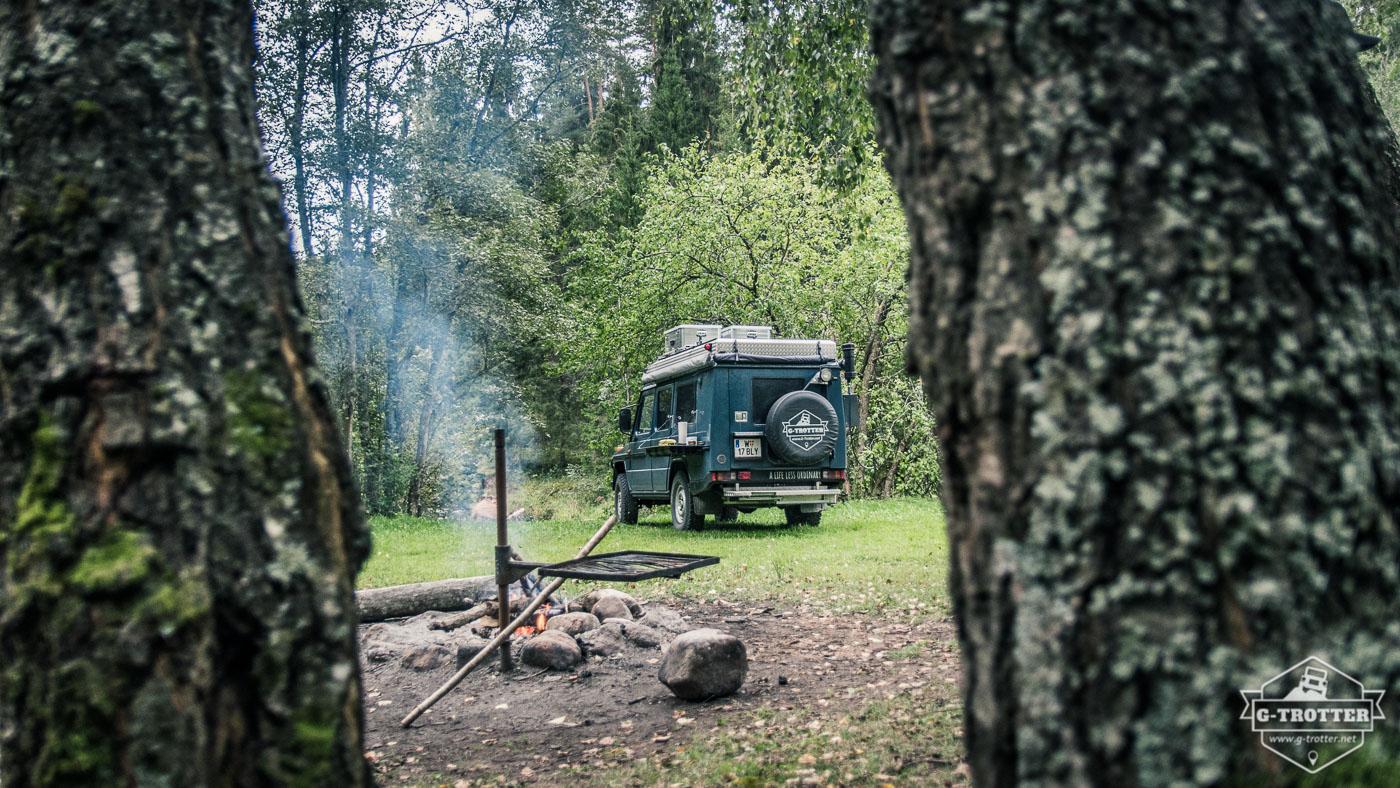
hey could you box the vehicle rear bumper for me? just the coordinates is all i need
[719,485,842,505]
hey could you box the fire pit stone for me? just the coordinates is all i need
[637,606,687,633]
[545,612,601,636]
[574,589,642,617]
[454,636,491,670]
[591,595,634,621]
[401,644,453,672]
[658,628,748,701]
[577,623,629,657]
[606,620,663,648]
[520,630,583,670]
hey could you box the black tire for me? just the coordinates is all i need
[670,471,704,531]
[615,473,638,525]
[784,506,822,527]
[764,390,839,466]
[718,505,740,523]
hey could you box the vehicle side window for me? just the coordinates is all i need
[637,392,656,434]
[676,382,697,425]
[752,378,806,423]
[656,386,673,430]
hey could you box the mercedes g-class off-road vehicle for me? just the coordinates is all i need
[612,324,857,530]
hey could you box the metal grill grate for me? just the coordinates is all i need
[537,551,720,582]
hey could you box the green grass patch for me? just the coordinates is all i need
[359,497,949,615]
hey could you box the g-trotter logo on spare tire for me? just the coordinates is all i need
[781,410,828,451]
[764,389,839,465]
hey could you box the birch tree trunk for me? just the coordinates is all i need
[870,0,1400,784]
[0,1,371,784]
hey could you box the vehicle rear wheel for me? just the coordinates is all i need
[718,505,740,523]
[615,474,638,525]
[670,472,704,531]
[783,506,822,527]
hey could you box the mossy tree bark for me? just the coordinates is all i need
[0,1,371,784]
[870,1,1400,785]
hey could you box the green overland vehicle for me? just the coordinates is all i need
[611,324,857,529]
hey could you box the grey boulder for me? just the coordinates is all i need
[605,619,662,649]
[637,605,687,633]
[658,629,747,700]
[520,630,583,670]
[591,595,633,621]
[546,612,601,636]
[577,622,628,657]
[576,589,642,617]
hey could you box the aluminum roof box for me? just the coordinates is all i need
[719,325,772,340]
[663,324,722,356]
[641,336,839,385]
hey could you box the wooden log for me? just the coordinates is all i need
[355,576,497,623]
[427,604,492,631]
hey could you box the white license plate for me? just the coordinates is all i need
[734,438,762,458]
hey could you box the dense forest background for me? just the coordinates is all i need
[251,0,935,517]
[250,0,1396,518]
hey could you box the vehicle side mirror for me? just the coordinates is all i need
[618,406,633,433]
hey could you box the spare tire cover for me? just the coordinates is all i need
[764,390,839,466]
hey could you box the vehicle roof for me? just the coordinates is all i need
[641,337,839,386]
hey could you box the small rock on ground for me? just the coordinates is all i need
[658,628,747,700]
[455,636,490,669]
[401,644,453,672]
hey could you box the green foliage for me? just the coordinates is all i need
[1344,1,1400,129]
[568,143,933,495]
[728,0,876,187]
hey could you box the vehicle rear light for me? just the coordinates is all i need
[738,471,751,480]
[711,471,736,482]
[823,469,846,480]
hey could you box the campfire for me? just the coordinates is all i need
[511,603,551,638]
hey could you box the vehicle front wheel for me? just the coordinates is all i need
[615,474,639,525]
[718,505,740,523]
[784,506,822,527]
[670,472,704,531]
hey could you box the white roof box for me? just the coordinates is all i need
[720,325,772,340]
[663,324,722,355]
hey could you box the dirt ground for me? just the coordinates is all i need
[360,597,959,785]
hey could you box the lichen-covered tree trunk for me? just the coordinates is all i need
[0,2,371,785]
[870,1,1400,785]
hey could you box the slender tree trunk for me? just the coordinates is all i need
[290,0,315,258]
[585,73,595,123]
[871,0,1400,784]
[0,1,370,784]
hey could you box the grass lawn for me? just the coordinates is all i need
[359,497,950,616]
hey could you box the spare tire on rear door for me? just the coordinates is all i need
[763,389,839,466]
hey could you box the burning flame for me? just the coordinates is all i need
[511,604,551,638]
